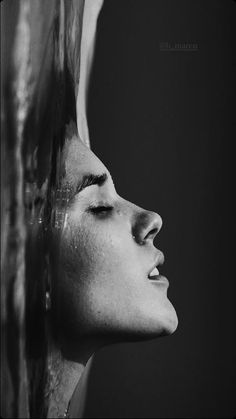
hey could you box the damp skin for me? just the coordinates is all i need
[49,135,178,349]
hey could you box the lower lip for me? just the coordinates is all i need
[149,275,169,287]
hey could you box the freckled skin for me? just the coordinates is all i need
[50,137,178,349]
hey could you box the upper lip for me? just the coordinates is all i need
[148,251,165,277]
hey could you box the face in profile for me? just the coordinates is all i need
[49,134,178,353]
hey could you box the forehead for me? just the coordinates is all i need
[60,136,108,187]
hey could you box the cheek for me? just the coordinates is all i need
[60,216,133,289]
[56,216,138,331]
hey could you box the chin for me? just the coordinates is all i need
[110,307,178,344]
[160,312,178,336]
[163,303,178,335]
[155,302,179,336]
[137,301,179,339]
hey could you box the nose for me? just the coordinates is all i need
[132,209,163,245]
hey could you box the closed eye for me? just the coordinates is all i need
[88,205,114,215]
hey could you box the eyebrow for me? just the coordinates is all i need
[76,172,108,194]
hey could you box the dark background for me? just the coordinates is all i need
[85,1,235,417]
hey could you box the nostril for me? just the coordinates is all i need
[132,210,162,245]
[145,227,158,241]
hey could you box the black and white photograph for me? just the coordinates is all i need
[1,1,235,418]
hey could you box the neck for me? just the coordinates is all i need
[45,330,100,419]
[45,320,111,418]
[45,333,106,418]
[46,345,86,419]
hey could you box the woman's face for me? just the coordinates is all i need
[50,135,178,347]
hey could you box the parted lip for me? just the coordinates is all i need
[148,250,165,277]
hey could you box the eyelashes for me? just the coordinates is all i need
[88,205,114,216]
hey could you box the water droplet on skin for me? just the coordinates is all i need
[63,213,68,230]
